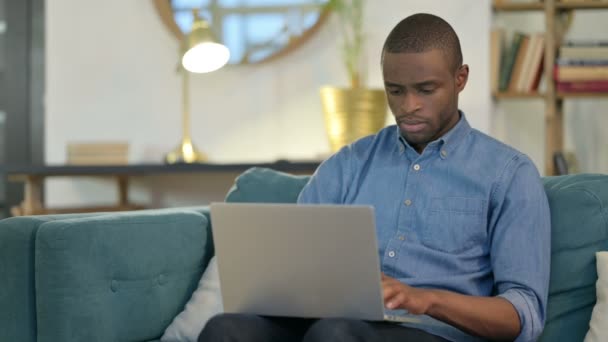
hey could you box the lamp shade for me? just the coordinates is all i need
[181,16,230,73]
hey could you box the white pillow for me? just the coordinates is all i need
[584,252,608,342]
[161,256,223,342]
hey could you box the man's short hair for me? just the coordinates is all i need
[382,13,463,72]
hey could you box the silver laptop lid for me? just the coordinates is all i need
[210,202,387,321]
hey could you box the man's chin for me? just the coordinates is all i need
[400,132,428,145]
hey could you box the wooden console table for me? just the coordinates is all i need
[5,161,320,216]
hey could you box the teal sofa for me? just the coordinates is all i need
[1,167,607,342]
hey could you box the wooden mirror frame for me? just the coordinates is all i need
[153,0,331,65]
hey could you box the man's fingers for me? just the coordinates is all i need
[386,292,406,310]
[381,275,399,286]
[382,282,401,301]
[381,276,415,310]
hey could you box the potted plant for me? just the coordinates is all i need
[320,0,388,152]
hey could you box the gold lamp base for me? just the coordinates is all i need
[165,138,208,164]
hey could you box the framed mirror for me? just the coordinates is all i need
[153,0,330,65]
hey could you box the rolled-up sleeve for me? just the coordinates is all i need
[489,155,551,342]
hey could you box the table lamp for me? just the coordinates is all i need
[165,11,230,164]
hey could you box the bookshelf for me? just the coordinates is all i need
[494,1,608,11]
[492,91,545,98]
[492,0,608,175]
[494,2,545,11]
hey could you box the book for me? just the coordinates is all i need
[509,34,531,92]
[66,156,129,166]
[517,33,544,92]
[557,58,608,66]
[563,40,608,47]
[554,65,608,81]
[529,56,544,92]
[556,80,608,92]
[66,142,129,165]
[560,0,608,3]
[560,46,608,60]
[499,32,526,91]
[518,33,542,92]
[490,28,504,94]
[553,152,568,176]
[67,142,129,154]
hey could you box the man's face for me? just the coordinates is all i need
[382,49,468,153]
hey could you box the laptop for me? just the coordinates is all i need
[210,202,420,324]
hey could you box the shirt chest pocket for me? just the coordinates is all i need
[421,197,487,253]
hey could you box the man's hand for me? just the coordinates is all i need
[382,273,436,314]
[380,273,522,340]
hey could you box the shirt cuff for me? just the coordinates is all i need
[498,288,544,342]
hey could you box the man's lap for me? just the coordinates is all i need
[198,313,450,342]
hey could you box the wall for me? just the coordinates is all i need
[45,2,608,209]
[45,0,492,208]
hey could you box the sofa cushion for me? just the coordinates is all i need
[160,256,222,342]
[539,174,608,342]
[34,209,212,342]
[584,252,608,342]
[225,167,310,203]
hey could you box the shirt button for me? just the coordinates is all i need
[441,150,448,157]
[413,164,421,171]
[404,199,412,206]
[388,251,396,257]
[398,236,405,241]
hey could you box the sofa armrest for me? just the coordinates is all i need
[0,213,111,342]
[34,209,212,342]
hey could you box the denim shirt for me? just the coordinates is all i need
[297,113,551,342]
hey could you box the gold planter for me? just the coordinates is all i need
[320,87,388,152]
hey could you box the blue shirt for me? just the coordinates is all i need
[297,113,551,342]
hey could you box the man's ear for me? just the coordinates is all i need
[455,64,469,93]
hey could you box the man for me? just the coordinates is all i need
[200,13,550,342]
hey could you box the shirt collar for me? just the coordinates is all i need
[396,111,472,158]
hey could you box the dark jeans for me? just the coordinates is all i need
[198,313,451,342]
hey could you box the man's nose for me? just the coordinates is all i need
[401,92,421,114]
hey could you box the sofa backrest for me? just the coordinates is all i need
[225,167,311,203]
[33,209,211,342]
[539,174,608,342]
[227,167,608,341]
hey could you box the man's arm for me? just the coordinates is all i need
[297,145,353,204]
[382,274,521,340]
[384,155,550,342]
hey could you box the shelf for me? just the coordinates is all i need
[5,161,323,216]
[494,91,608,99]
[493,2,544,11]
[558,92,608,98]
[493,92,545,99]
[4,161,322,178]
[558,2,608,10]
[493,1,608,11]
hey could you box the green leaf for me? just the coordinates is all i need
[326,0,345,11]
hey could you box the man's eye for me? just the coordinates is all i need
[388,88,403,95]
[418,88,434,94]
